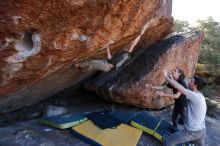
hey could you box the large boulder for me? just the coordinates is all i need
[85,32,204,109]
[0,0,173,113]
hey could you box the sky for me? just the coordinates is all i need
[172,0,220,25]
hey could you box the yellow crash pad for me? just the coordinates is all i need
[72,120,142,146]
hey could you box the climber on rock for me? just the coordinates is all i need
[159,69,207,146]
[153,68,188,129]
[74,23,149,72]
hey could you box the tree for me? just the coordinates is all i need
[174,17,220,83]
[196,17,220,78]
[173,19,195,35]
[197,17,220,52]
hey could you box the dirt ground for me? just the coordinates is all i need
[0,87,220,146]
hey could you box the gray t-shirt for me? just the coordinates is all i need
[185,90,207,131]
[108,51,131,70]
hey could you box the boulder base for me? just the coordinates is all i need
[85,32,204,109]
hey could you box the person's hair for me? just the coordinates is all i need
[194,76,207,91]
[177,68,185,81]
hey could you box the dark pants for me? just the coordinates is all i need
[163,128,206,146]
[172,106,186,129]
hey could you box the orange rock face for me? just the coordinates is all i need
[85,32,204,109]
[0,0,173,113]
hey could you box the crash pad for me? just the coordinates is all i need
[130,112,178,141]
[39,113,87,129]
[86,111,136,129]
[72,120,142,146]
[130,112,189,146]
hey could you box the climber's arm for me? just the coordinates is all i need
[128,35,141,53]
[107,45,112,60]
[156,91,181,99]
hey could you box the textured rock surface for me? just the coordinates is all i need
[85,32,204,109]
[0,0,173,113]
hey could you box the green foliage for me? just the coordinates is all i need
[173,19,196,34]
[197,17,220,52]
[174,17,220,84]
[202,83,217,97]
[199,47,220,76]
